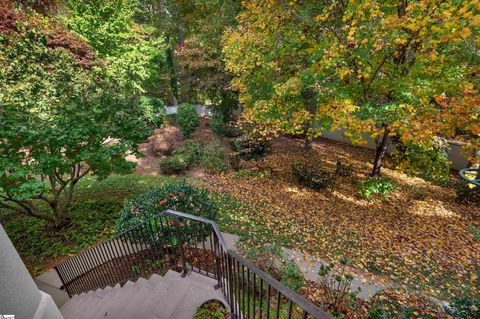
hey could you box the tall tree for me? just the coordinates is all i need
[0,3,150,228]
[224,1,478,175]
[315,0,478,176]
[137,0,241,108]
[64,0,166,95]
[223,2,346,149]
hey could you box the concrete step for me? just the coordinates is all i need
[60,270,227,319]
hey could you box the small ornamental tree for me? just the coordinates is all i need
[0,5,151,228]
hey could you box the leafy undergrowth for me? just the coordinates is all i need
[194,300,229,319]
[1,175,184,275]
[197,136,480,301]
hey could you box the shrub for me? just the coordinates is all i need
[117,184,217,243]
[139,96,166,127]
[177,103,199,138]
[335,160,354,177]
[159,155,190,174]
[194,300,229,319]
[201,141,230,173]
[391,137,451,184]
[222,123,243,138]
[181,140,204,163]
[455,179,480,204]
[165,113,177,125]
[317,263,360,317]
[446,297,480,319]
[236,238,282,273]
[292,162,336,190]
[228,153,241,171]
[159,140,203,174]
[357,177,398,199]
[211,109,225,136]
[277,260,305,292]
[230,133,271,160]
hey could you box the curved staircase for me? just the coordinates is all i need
[60,270,226,319]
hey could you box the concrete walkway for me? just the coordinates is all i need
[224,232,393,300]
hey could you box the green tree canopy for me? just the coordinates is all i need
[64,0,166,95]
[0,3,151,228]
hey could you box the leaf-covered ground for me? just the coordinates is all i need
[196,136,480,301]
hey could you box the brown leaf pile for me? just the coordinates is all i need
[198,136,480,300]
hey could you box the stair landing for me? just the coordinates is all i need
[60,270,227,319]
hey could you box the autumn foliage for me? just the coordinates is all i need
[224,0,480,176]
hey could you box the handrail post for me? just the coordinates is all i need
[227,254,237,318]
[173,216,188,277]
[213,234,222,290]
[54,266,71,298]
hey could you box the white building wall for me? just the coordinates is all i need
[0,225,63,319]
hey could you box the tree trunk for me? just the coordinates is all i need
[301,87,317,150]
[304,136,313,149]
[371,127,390,177]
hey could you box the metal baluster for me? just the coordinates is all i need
[140,223,155,274]
[209,232,215,277]
[227,255,235,316]
[124,230,141,280]
[266,284,271,319]
[241,263,245,319]
[234,259,240,316]
[134,227,149,276]
[213,235,222,289]
[163,216,178,268]
[156,216,172,269]
[275,291,281,319]
[135,225,149,275]
[117,234,133,280]
[287,300,293,319]
[222,244,228,296]
[152,218,169,272]
[201,233,207,274]
[70,255,86,293]
[259,279,263,319]
[79,250,95,292]
[247,268,251,319]
[89,248,105,290]
[57,262,73,295]
[253,273,256,318]
[173,217,187,276]
[99,242,115,286]
[92,244,110,288]
[112,237,129,282]
[146,221,162,273]
[105,239,121,284]
[54,265,71,298]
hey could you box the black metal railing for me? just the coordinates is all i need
[54,209,332,319]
